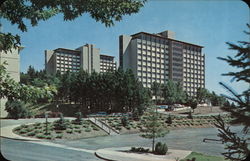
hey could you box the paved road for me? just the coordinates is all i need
[1,119,248,161]
[1,138,100,161]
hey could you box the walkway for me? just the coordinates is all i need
[1,123,191,161]
[95,147,191,161]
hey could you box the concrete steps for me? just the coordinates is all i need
[87,117,119,135]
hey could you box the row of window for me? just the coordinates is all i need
[139,78,166,84]
[183,59,204,65]
[138,44,168,52]
[137,38,168,46]
[56,52,80,57]
[185,79,204,82]
[138,57,168,64]
[183,63,204,69]
[138,72,168,77]
[183,53,204,59]
[138,50,169,57]
[56,57,80,62]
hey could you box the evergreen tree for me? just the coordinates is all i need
[140,106,168,152]
[214,24,250,161]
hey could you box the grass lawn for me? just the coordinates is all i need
[181,152,226,161]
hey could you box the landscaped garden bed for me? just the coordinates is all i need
[13,119,108,140]
[99,113,232,134]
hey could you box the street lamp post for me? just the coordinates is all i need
[45,112,48,135]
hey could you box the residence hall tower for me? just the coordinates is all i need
[119,30,205,96]
[45,44,116,74]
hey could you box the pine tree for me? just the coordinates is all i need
[140,106,168,152]
[213,24,250,161]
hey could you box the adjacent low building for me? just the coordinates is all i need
[45,44,117,74]
[119,30,205,96]
[0,47,23,118]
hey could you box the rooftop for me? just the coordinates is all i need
[131,32,203,48]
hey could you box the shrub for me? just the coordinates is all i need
[56,134,63,139]
[85,128,91,132]
[166,115,172,124]
[121,116,129,127]
[26,127,34,132]
[20,124,29,128]
[73,112,83,124]
[36,134,46,139]
[19,129,28,134]
[34,123,41,127]
[5,100,32,119]
[54,113,67,130]
[14,126,21,131]
[125,126,131,130]
[27,131,36,136]
[155,142,168,155]
[187,111,193,119]
[130,147,149,153]
[74,129,81,133]
[82,124,88,128]
[115,126,122,130]
[74,125,81,129]
[66,129,73,134]
[46,135,52,140]
[93,126,99,131]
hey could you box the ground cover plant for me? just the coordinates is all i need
[13,119,107,140]
[100,112,232,134]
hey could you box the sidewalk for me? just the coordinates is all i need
[0,124,41,141]
[95,147,192,161]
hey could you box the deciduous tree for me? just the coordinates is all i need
[0,0,146,52]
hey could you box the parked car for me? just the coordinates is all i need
[87,112,107,117]
[157,105,169,109]
[109,113,123,116]
[173,104,183,108]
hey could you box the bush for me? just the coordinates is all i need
[46,135,52,140]
[54,113,67,130]
[121,116,129,127]
[27,131,36,136]
[19,129,28,134]
[74,129,81,133]
[74,125,81,129]
[66,129,73,134]
[130,147,149,153]
[125,126,131,130]
[56,134,63,139]
[5,100,32,119]
[166,115,172,124]
[155,142,168,155]
[74,112,83,124]
[14,126,21,131]
[36,134,46,139]
[93,126,99,131]
[187,111,193,119]
[34,123,41,127]
[85,128,91,132]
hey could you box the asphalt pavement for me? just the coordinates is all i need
[1,118,246,161]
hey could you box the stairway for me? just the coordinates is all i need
[87,117,119,135]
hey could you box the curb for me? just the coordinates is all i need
[0,135,42,142]
[95,152,117,161]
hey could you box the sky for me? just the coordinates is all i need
[1,0,249,95]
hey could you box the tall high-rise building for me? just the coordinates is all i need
[119,30,205,96]
[0,47,23,117]
[45,44,116,74]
